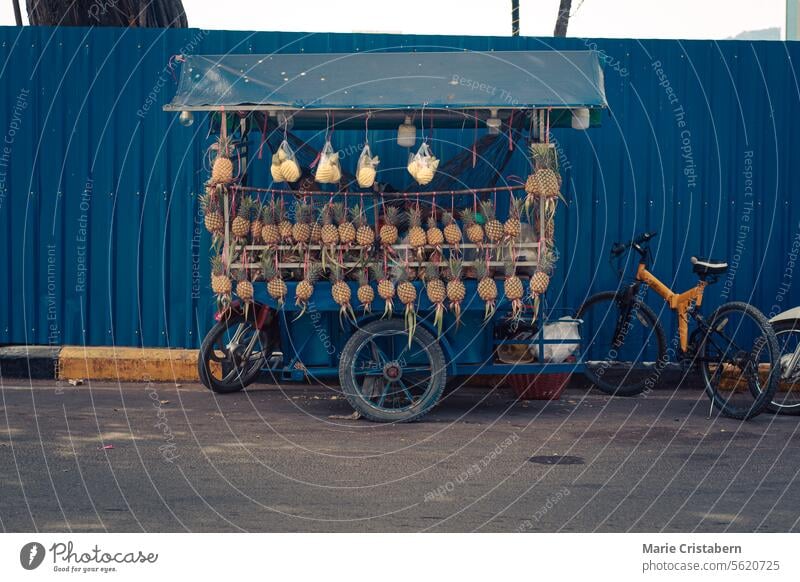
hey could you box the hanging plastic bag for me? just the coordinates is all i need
[271,140,301,183]
[530,317,581,363]
[407,142,439,186]
[356,144,379,188]
[315,140,342,184]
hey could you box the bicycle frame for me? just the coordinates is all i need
[635,263,707,352]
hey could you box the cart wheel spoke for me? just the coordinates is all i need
[377,381,391,407]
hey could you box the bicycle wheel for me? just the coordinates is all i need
[766,320,800,415]
[198,311,275,393]
[698,301,779,420]
[576,291,667,396]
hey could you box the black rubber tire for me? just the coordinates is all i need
[198,312,272,393]
[576,291,668,397]
[765,320,800,415]
[699,302,780,420]
[339,319,447,423]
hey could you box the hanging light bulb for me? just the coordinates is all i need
[486,109,501,134]
[397,115,416,147]
[178,110,194,127]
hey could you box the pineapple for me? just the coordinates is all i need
[407,206,426,257]
[210,255,232,310]
[201,190,224,236]
[353,206,375,247]
[294,262,321,319]
[262,253,287,307]
[394,265,418,345]
[481,200,504,243]
[249,199,264,242]
[321,204,339,246]
[231,196,251,240]
[445,259,466,326]
[475,259,498,321]
[424,263,446,336]
[292,200,312,245]
[442,210,462,249]
[504,196,523,241]
[277,202,294,244]
[235,268,254,304]
[527,142,561,206]
[379,205,400,247]
[334,203,356,245]
[356,269,375,314]
[531,252,553,296]
[211,136,235,185]
[373,264,396,319]
[503,260,524,322]
[261,202,281,246]
[461,208,484,246]
[426,214,444,249]
[330,265,355,325]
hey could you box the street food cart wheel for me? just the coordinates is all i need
[339,319,446,422]
[198,311,275,393]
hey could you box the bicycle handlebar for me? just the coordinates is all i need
[610,231,658,258]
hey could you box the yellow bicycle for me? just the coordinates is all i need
[576,231,780,420]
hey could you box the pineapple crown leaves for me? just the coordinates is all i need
[214,135,234,158]
[529,142,558,172]
[424,262,442,282]
[446,258,462,281]
[509,196,524,218]
[305,262,323,283]
[460,208,477,226]
[320,203,335,225]
[503,259,517,279]
[474,259,491,280]
[294,200,311,224]
[390,262,412,283]
[537,249,557,275]
[237,196,253,218]
[356,268,370,286]
[332,202,350,225]
[260,252,278,281]
[351,205,368,227]
[383,204,400,225]
[261,202,276,224]
[328,263,344,282]
[441,210,456,226]
[480,200,496,221]
[426,214,440,230]
[369,263,387,281]
[408,206,422,228]
[210,255,225,275]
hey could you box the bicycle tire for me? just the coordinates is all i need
[766,319,800,415]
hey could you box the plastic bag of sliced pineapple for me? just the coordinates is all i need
[315,140,342,184]
[356,144,379,188]
[407,142,438,186]
[271,140,301,183]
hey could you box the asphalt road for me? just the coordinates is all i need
[1,378,799,532]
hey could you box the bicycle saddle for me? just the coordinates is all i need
[691,256,728,276]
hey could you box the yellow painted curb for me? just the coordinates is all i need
[58,347,199,382]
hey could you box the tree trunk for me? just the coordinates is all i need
[554,0,572,37]
[511,0,520,36]
[26,0,188,27]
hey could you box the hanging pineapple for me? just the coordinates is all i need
[211,136,235,185]
[210,255,232,310]
[277,201,294,244]
[262,253,287,307]
[475,259,498,321]
[503,260,524,322]
[234,268,254,315]
[294,262,321,319]
[356,269,374,314]
[330,264,355,325]
[394,265,418,345]
[442,210,462,251]
[320,204,339,268]
[424,263,447,337]
[309,207,323,245]
[200,189,224,237]
[504,196,523,242]
[407,206,426,260]
[335,203,356,246]
[461,208,484,246]
[445,259,466,327]
[481,200,504,245]
[250,199,264,243]
[261,202,281,246]
[231,196,252,241]
[526,142,561,211]
[426,213,444,253]
[292,200,312,246]
[372,264,396,319]
[379,205,400,249]
[530,251,554,318]
[353,205,375,248]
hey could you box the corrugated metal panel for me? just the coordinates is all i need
[0,26,798,349]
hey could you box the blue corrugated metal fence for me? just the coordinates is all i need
[1,26,798,348]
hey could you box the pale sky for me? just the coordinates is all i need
[0,0,787,39]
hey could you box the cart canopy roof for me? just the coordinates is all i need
[165,50,607,112]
